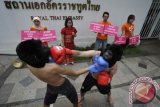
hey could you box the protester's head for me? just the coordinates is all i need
[101,44,123,67]
[127,14,135,24]
[33,16,41,27]
[16,39,50,68]
[102,12,109,21]
[65,17,73,28]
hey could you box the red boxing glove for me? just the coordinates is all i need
[97,71,111,86]
[50,46,66,64]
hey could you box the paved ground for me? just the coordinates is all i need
[140,39,160,56]
[0,39,160,107]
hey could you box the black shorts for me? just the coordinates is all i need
[80,73,111,94]
[44,78,78,105]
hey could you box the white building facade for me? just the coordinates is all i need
[0,0,153,54]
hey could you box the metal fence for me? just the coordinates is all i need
[140,0,160,39]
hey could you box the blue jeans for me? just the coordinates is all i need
[95,38,107,51]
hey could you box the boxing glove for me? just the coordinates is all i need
[48,56,55,62]
[93,55,99,64]
[89,56,109,73]
[97,71,111,86]
[50,46,74,64]
[50,46,66,64]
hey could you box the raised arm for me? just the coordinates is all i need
[72,50,101,57]
[54,64,89,76]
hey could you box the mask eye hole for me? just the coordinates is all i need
[103,50,113,60]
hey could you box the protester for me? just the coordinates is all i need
[30,16,48,47]
[95,12,112,51]
[61,18,77,65]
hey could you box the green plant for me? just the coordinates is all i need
[74,43,95,51]
[124,45,142,56]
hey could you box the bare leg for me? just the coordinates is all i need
[73,102,82,107]
[107,92,114,106]
[78,92,85,103]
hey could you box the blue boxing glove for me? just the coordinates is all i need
[93,55,99,64]
[89,56,109,73]
[48,56,55,63]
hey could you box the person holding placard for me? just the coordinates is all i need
[95,12,112,51]
[61,18,77,65]
[121,14,135,48]
[30,16,48,47]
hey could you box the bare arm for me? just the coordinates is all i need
[73,50,101,57]
[131,30,134,36]
[61,34,64,46]
[121,31,125,36]
[121,25,125,36]
[72,32,77,37]
[132,25,135,36]
[54,64,89,76]
[106,63,118,78]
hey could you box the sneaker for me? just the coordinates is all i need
[70,62,74,65]
[64,64,67,66]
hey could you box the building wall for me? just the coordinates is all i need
[0,0,152,54]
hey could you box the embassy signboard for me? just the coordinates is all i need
[0,0,152,54]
